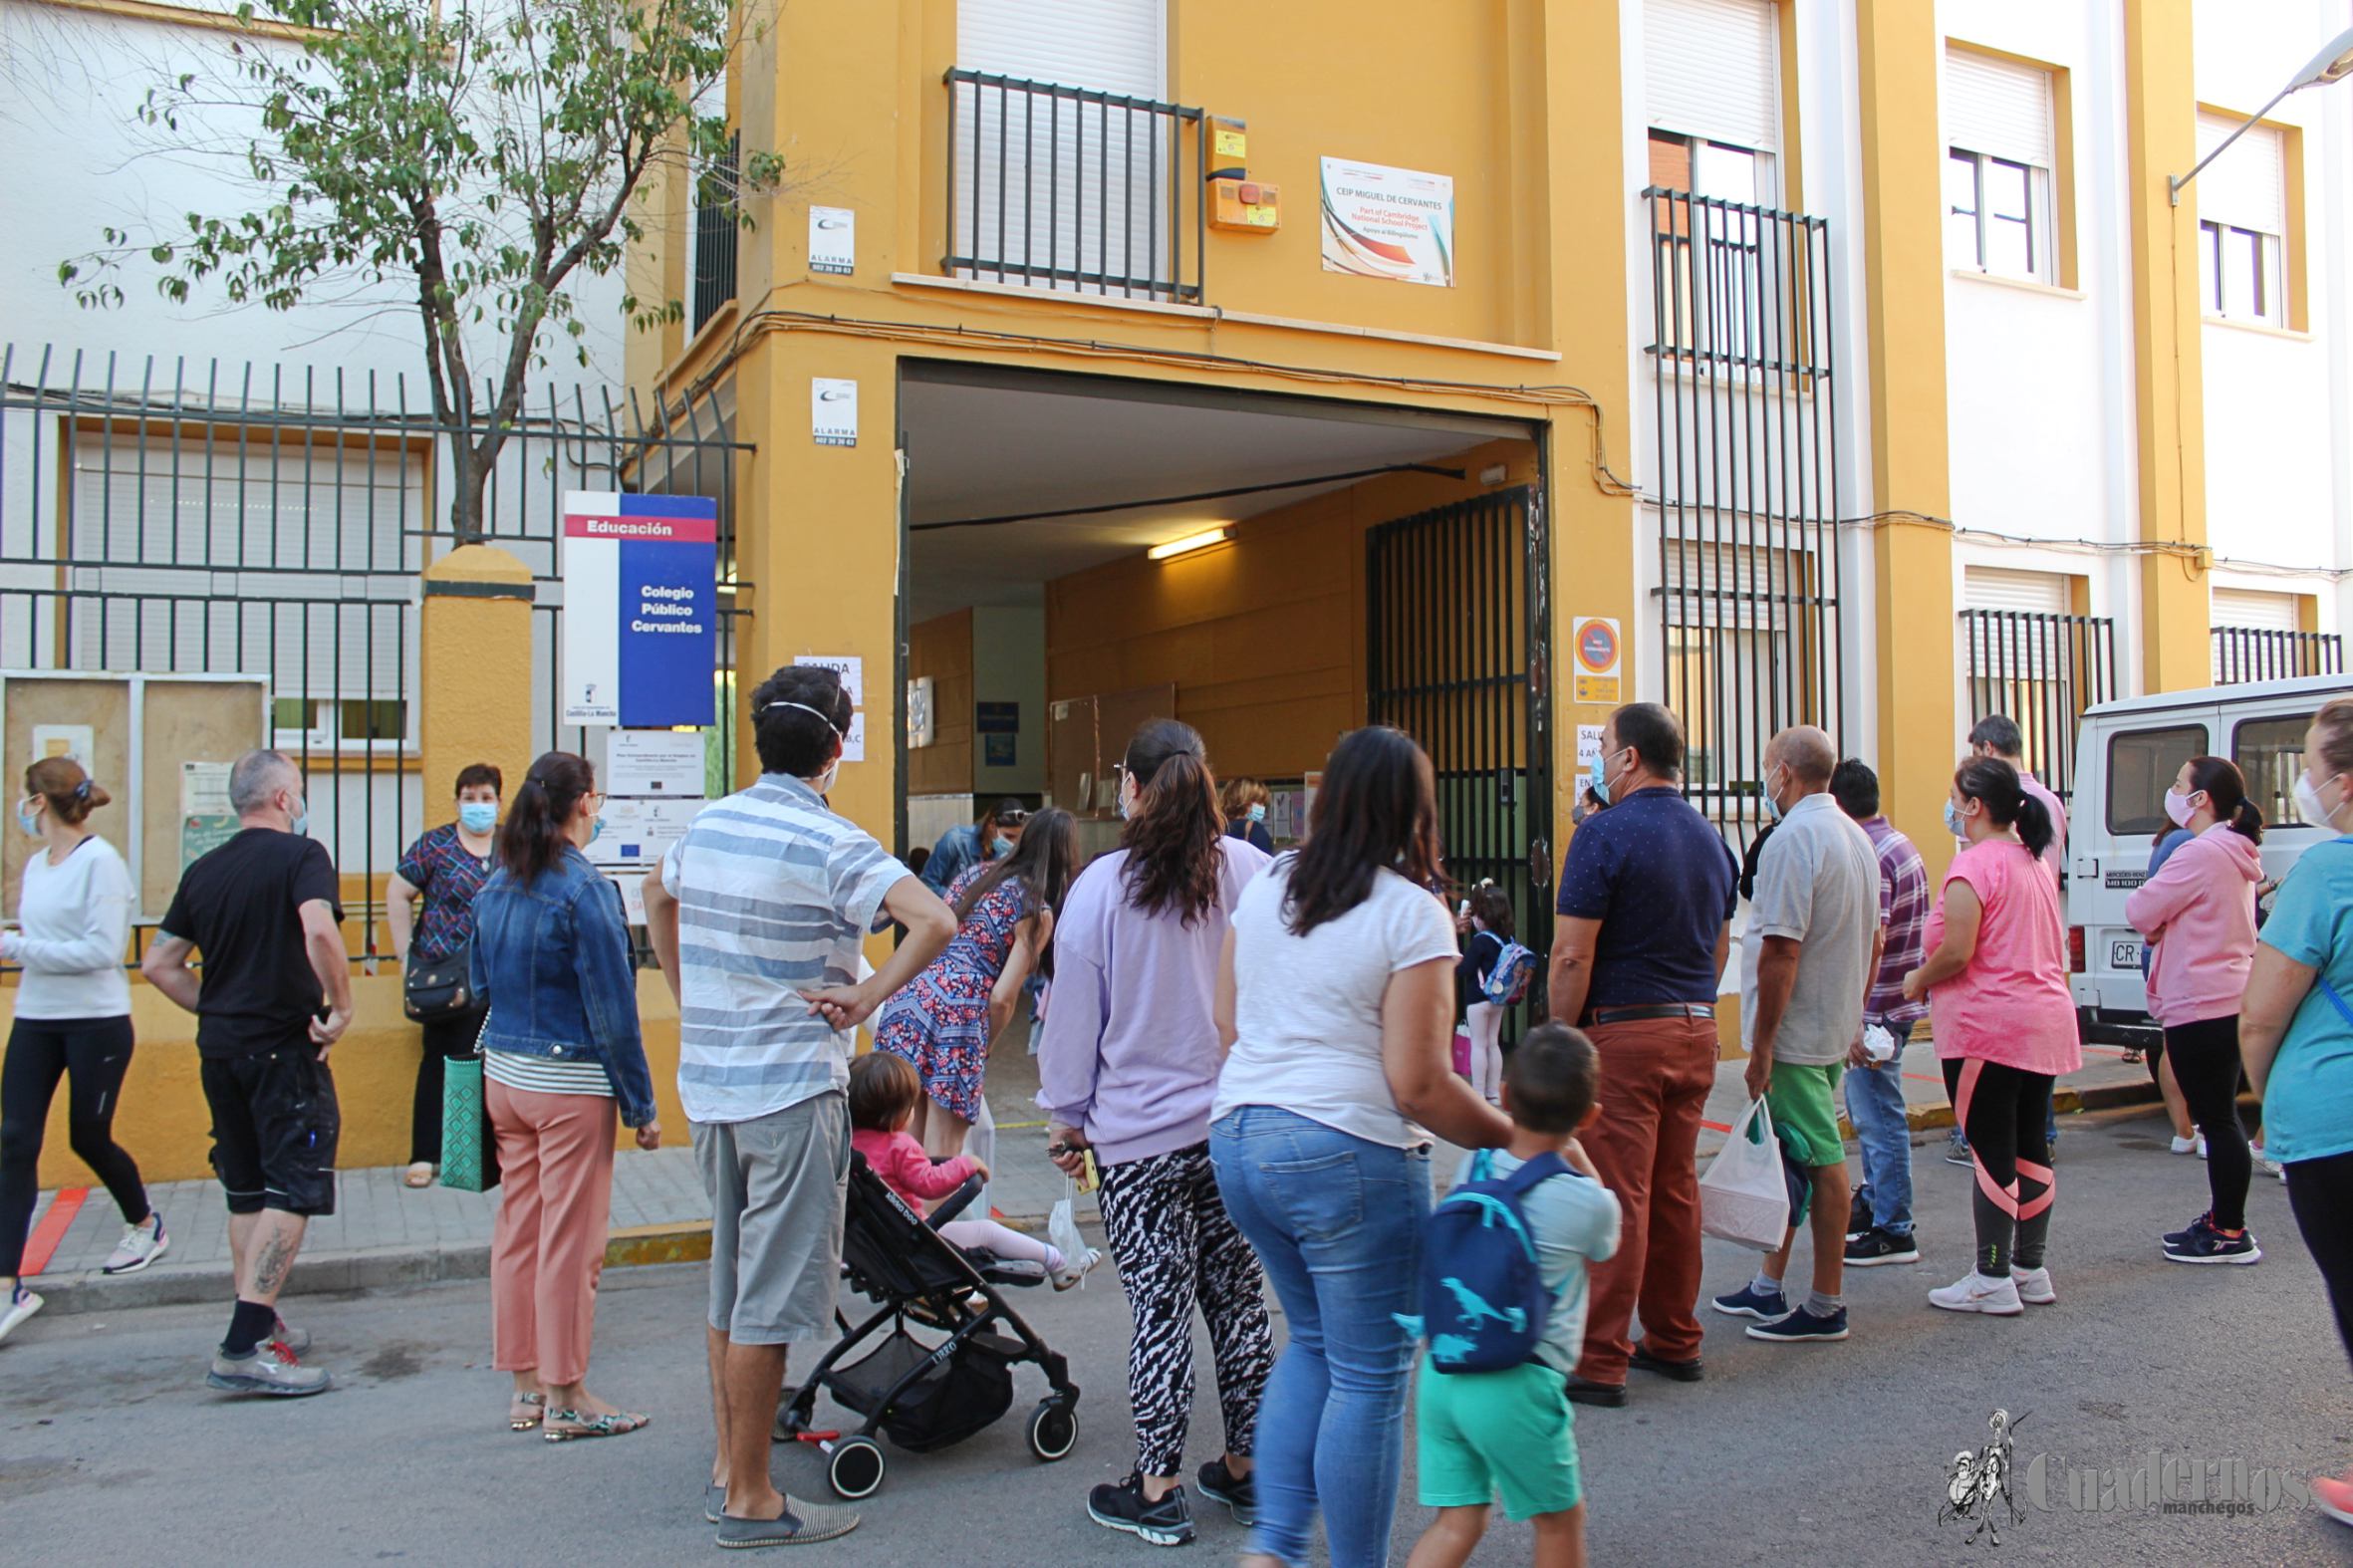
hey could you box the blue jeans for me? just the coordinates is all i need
[1844,1019,1915,1236]
[1209,1107,1431,1568]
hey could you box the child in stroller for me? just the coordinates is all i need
[773,1054,1089,1500]
[847,1052,1099,1289]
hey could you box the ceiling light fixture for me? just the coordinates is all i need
[1148,527,1228,562]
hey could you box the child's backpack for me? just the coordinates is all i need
[1402,1150,1570,1373]
[1479,937,1538,1008]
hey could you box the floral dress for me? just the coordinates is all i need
[874,865,1034,1122]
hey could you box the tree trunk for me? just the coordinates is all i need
[444,432,487,547]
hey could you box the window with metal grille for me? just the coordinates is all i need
[1960,608,2116,801]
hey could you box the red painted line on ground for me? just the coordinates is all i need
[21,1187,87,1278]
[2081,1044,2135,1058]
[1903,1073,1944,1084]
[1700,1119,1731,1134]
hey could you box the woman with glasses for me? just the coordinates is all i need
[876,806,1077,1159]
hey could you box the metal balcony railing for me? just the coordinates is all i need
[690,132,741,335]
[944,70,1204,304]
[2213,627,2343,684]
[1961,609,2119,802]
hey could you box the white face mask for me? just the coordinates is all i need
[2295,769,2342,830]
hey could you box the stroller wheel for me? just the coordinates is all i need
[1027,1399,1079,1462]
[829,1436,886,1500]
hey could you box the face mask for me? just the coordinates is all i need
[1247,804,1267,824]
[2295,769,2340,830]
[289,797,310,838]
[15,801,40,840]
[2163,788,2199,829]
[1589,747,1624,806]
[458,802,498,835]
[1761,765,1788,825]
[1944,801,1966,841]
[991,835,1014,857]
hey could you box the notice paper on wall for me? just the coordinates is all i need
[1319,157,1455,288]
[180,760,238,870]
[809,206,856,274]
[607,730,707,797]
[32,724,94,768]
[792,654,868,762]
[584,796,702,868]
[813,379,858,446]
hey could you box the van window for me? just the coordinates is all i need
[2234,715,2310,830]
[2107,725,2206,835]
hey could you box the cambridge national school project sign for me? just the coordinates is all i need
[560,492,719,727]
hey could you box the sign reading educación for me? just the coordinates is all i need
[560,492,718,727]
[1319,157,1454,288]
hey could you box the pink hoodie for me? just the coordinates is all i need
[2126,823,2263,1027]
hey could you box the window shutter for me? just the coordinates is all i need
[2212,588,2299,632]
[2196,112,2285,235]
[1645,0,1780,153]
[1964,568,2070,615]
[957,0,1164,97]
[1944,48,2054,168]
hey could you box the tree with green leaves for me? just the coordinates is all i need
[61,0,779,544]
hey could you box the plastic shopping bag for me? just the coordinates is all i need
[1699,1097,1791,1250]
[1047,1174,1091,1289]
[965,1095,997,1215]
[1451,1027,1473,1079]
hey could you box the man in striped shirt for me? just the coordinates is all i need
[1831,759,1930,1268]
[646,663,955,1548]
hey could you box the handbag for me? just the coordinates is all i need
[403,937,474,1021]
[438,1014,501,1193]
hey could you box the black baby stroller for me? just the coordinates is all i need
[776,1152,1081,1499]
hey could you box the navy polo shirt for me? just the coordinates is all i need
[1554,785,1739,1007]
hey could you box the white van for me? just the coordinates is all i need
[2066,673,2351,1045]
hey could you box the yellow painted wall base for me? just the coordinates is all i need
[19,973,685,1190]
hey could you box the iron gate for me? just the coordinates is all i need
[1959,609,2117,802]
[1366,485,1554,1017]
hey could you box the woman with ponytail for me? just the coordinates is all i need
[1902,756,2080,1317]
[2127,756,2266,1264]
[1039,720,1274,1548]
[470,751,659,1439]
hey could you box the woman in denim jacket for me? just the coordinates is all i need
[469,750,659,1439]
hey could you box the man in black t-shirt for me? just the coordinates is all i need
[142,749,352,1397]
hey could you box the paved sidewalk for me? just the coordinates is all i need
[19,1037,2157,1317]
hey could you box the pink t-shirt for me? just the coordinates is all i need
[1924,840,2082,1076]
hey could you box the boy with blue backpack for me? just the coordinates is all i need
[1405,1024,1620,1568]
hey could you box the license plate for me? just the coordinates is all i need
[2109,937,2142,970]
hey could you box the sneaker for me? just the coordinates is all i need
[272,1315,313,1357]
[2162,1210,2218,1250]
[2198,1135,2209,1161]
[2316,1470,2353,1529]
[2170,1135,2200,1156]
[1709,1282,1789,1321]
[715,1496,861,1548]
[1929,1270,2024,1316]
[1845,1226,1921,1266]
[0,1284,43,1345]
[1087,1474,1195,1548]
[1051,1246,1104,1293]
[2250,1142,2286,1181]
[1945,1130,1973,1168]
[2164,1216,2262,1265]
[1746,1304,1848,1343]
[206,1340,332,1397]
[2009,1265,2057,1305]
[1845,1189,1872,1239]
[102,1213,168,1276]
[1195,1457,1255,1526]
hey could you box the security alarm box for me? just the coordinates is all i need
[1209,177,1280,232]
[1208,118,1248,180]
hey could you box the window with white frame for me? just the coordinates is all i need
[1943,48,2057,284]
[1645,0,1782,206]
[2195,112,2286,326]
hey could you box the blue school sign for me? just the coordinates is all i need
[560,492,719,727]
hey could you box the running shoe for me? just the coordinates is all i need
[2250,1141,2285,1181]
[1195,1456,1256,1526]
[272,1315,312,1356]
[1845,1188,1872,1239]
[102,1213,168,1275]
[2316,1470,2353,1529]
[2008,1265,2057,1305]
[0,1284,43,1345]
[1088,1474,1195,1548]
[2163,1214,2261,1265]
[206,1340,331,1397]
[1844,1227,1921,1267]
[1945,1129,1973,1168]
[1745,1304,1848,1343]
[2170,1135,2200,1156]
[1929,1271,2024,1316]
[2162,1210,2218,1250]
[1709,1281,1789,1320]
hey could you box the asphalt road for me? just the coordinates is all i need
[4,1108,2349,1566]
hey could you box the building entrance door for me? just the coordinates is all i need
[1367,485,1554,1019]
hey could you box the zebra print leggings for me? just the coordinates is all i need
[1096,1141,1275,1478]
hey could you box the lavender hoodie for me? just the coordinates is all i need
[2126,822,2262,1028]
[1036,838,1270,1168]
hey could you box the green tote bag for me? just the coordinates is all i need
[439,1016,500,1193]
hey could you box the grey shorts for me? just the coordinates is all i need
[691,1092,851,1345]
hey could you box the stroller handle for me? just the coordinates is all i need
[926,1174,985,1230]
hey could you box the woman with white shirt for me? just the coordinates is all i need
[2,758,165,1345]
[1211,725,1513,1568]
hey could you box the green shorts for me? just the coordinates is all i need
[1766,1059,1846,1168]
[1415,1358,1582,1521]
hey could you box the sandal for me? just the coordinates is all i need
[543,1407,650,1441]
[403,1163,435,1189]
[509,1391,546,1431]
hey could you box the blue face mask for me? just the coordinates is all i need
[1247,804,1267,824]
[991,835,1014,857]
[289,797,310,838]
[16,803,41,840]
[1761,765,1787,825]
[1589,747,1622,806]
[458,801,498,835]
[588,814,605,845]
[1944,801,1965,840]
